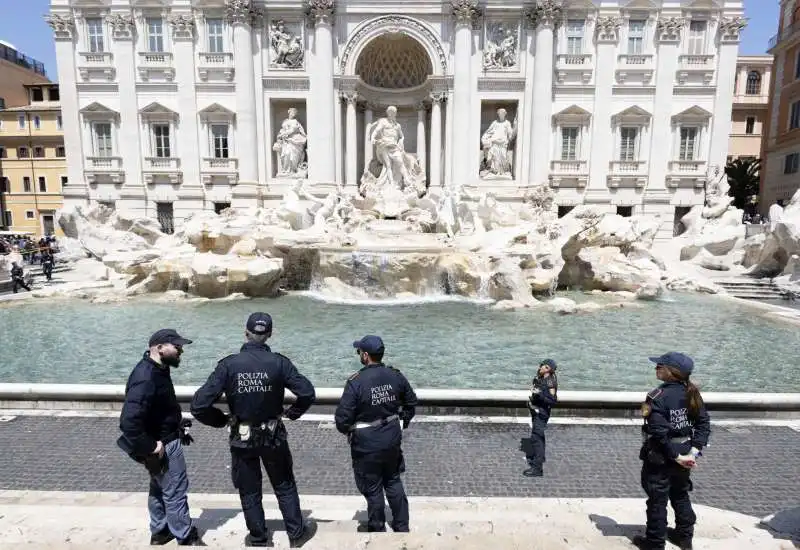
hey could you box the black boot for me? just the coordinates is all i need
[244,532,273,547]
[523,467,543,477]
[149,527,175,545]
[177,526,206,546]
[289,519,318,548]
[667,528,693,550]
[631,535,665,550]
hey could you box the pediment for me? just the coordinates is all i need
[682,0,722,10]
[79,102,118,115]
[198,102,234,116]
[556,105,592,117]
[623,0,659,9]
[671,105,712,122]
[614,105,652,118]
[139,102,178,116]
[563,0,597,10]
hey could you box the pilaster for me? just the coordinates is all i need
[450,0,480,186]
[307,0,337,184]
[169,13,201,193]
[709,17,747,170]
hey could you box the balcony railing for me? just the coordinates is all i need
[556,53,592,66]
[138,52,173,67]
[202,157,237,170]
[771,21,800,50]
[679,55,714,68]
[86,156,122,169]
[668,160,706,173]
[551,159,588,173]
[79,52,114,65]
[609,160,647,173]
[618,54,653,66]
[144,157,180,170]
[199,52,233,65]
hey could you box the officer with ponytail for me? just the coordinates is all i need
[633,352,711,550]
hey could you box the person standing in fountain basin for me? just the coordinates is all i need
[190,313,317,548]
[523,358,558,478]
[117,329,204,546]
[335,335,418,533]
[633,352,711,550]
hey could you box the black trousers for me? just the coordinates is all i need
[525,413,549,470]
[43,265,53,280]
[640,461,696,548]
[12,278,31,293]
[352,446,409,532]
[230,442,304,542]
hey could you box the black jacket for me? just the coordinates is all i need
[119,352,182,457]
[641,381,711,461]
[11,265,23,279]
[190,342,316,434]
[334,363,418,455]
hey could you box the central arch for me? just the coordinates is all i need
[356,34,433,89]
[339,15,448,77]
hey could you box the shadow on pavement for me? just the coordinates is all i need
[758,506,800,548]
[589,513,643,544]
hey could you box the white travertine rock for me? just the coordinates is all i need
[546,297,577,314]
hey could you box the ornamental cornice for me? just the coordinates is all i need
[225,0,259,27]
[44,13,76,40]
[595,16,622,43]
[656,16,685,42]
[306,0,335,27]
[450,0,481,28]
[106,13,136,40]
[169,14,195,40]
[525,1,563,31]
[718,16,747,43]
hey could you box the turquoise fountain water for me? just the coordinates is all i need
[1,292,797,392]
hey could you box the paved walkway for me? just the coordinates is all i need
[0,491,796,549]
[0,415,798,519]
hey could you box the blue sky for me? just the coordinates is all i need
[0,0,780,82]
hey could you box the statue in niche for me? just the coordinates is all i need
[360,106,426,217]
[273,108,307,178]
[483,24,517,70]
[479,108,517,179]
[269,20,304,68]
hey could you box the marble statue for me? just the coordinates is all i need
[277,179,323,230]
[477,192,518,230]
[480,109,517,179]
[269,20,304,69]
[483,24,517,69]
[362,106,426,197]
[273,108,307,177]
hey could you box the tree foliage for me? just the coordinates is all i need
[725,157,761,210]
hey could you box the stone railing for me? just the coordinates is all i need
[668,160,705,173]
[198,52,233,65]
[144,157,180,170]
[138,51,173,67]
[679,54,714,68]
[556,53,592,66]
[617,54,652,66]
[609,160,646,173]
[1,384,800,414]
[79,52,114,65]
[86,156,122,169]
[202,157,237,170]
[551,160,588,173]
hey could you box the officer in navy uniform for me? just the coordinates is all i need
[334,335,418,533]
[633,352,711,550]
[523,358,558,477]
[190,313,317,548]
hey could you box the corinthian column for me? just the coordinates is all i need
[527,1,560,186]
[343,92,358,186]
[416,103,427,178]
[226,0,258,185]
[308,0,336,183]
[363,105,374,168]
[429,93,444,189]
[450,0,479,186]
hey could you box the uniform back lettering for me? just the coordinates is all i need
[370,384,396,406]
[237,372,272,394]
[670,407,691,430]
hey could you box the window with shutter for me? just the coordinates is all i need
[561,127,579,160]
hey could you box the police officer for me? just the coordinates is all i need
[41,251,54,281]
[334,335,418,533]
[633,352,711,550]
[523,358,558,477]
[190,313,317,548]
[117,329,204,546]
[10,262,31,293]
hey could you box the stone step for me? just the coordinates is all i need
[0,492,791,550]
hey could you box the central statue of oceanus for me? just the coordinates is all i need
[360,105,427,217]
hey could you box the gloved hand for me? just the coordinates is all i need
[689,446,702,460]
[675,454,696,469]
[180,418,194,446]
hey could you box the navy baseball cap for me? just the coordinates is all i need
[246,312,273,335]
[149,328,192,347]
[540,358,557,371]
[353,335,385,355]
[649,352,694,377]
